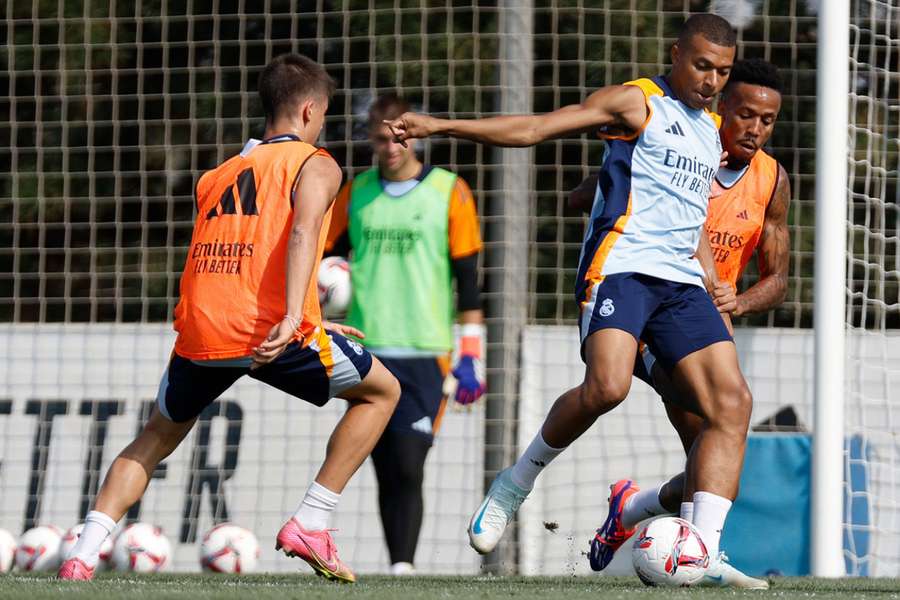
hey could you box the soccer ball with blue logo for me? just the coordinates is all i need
[631,517,709,587]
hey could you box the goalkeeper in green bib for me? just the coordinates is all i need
[325,94,486,575]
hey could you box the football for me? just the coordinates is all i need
[15,525,63,572]
[199,523,260,574]
[111,523,171,573]
[632,517,709,587]
[0,528,16,572]
[317,256,352,317]
[60,523,115,571]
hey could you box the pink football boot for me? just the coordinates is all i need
[275,518,355,583]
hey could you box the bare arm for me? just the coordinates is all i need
[386,85,648,147]
[253,154,342,365]
[734,165,791,317]
[696,230,720,292]
[569,174,599,213]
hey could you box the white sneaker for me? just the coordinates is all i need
[467,468,529,554]
[389,561,416,576]
[700,552,769,589]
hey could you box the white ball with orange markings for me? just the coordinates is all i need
[111,523,171,573]
[317,256,352,317]
[0,529,17,573]
[15,525,63,572]
[632,517,710,587]
[199,523,260,574]
[59,523,114,571]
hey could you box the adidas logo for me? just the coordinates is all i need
[664,121,686,136]
[736,209,749,220]
[411,416,432,434]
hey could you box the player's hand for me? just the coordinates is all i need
[451,355,486,406]
[384,112,441,144]
[719,150,729,168]
[322,321,365,339]
[712,281,738,314]
[251,319,296,369]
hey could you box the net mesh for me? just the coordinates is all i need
[846,0,900,576]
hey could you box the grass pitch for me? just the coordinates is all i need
[4,574,900,599]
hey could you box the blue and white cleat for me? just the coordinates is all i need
[467,468,529,554]
[700,552,769,589]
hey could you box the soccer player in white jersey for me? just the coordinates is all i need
[387,14,757,582]
[575,59,789,589]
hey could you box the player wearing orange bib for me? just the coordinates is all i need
[59,54,400,584]
[588,59,790,587]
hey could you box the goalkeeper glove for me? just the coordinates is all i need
[452,323,486,405]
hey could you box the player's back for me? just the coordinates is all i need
[705,149,778,289]
[577,76,722,302]
[174,135,332,360]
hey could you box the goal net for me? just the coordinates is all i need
[0,2,499,573]
[844,0,900,577]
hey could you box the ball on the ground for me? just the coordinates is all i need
[317,256,351,317]
[111,523,171,573]
[0,528,17,572]
[60,523,114,571]
[199,523,260,574]
[632,517,709,587]
[15,525,63,572]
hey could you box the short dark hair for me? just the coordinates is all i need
[258,54,336,122]
[678,13,737,48]
[723,58,783,95]
[368,93,411,129]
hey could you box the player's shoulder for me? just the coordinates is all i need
[300,148,342,183]
[623,76,666,99]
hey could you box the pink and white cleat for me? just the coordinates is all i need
[275,518,355,583]
[58,557,95,580]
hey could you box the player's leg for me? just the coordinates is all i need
[60,356,242,579]
[259,330,399,582]
[371,429,430,573]
[370,355,444,574]
[671,341,751,547]
[469,275,651,555]
[618,359,705,529]
[468,321,640,554]
[648,286,766,588]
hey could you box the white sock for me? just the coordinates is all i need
[509,431,565,491]
[679,501,694,522]
[68,510,117,567]
[692,491,732,559]
[621,483,667,529]
[294,481,340,531]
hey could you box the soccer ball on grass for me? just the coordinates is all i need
[631,517,709,587]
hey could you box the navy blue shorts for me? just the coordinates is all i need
[156,330,373,423]
[377,356,449,443]
[579,272,732,371]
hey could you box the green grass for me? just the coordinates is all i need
[3,574,900,600]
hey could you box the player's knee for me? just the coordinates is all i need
[372,375,401,413]
[708,381,752,433]
[580,373,630,415]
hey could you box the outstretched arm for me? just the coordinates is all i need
[386,85,648,147]
[734,164,791,316]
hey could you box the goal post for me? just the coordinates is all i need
[811,0,849,579]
